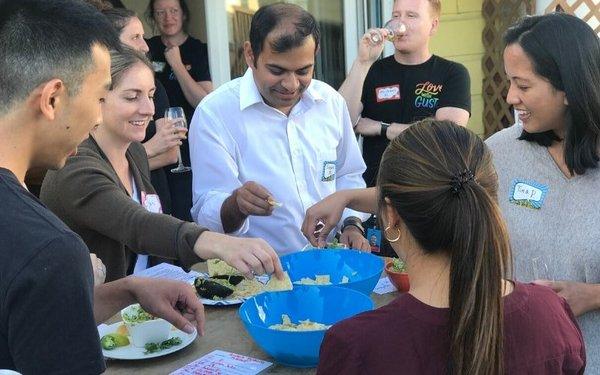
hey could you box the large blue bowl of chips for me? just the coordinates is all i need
[239,285,373,367]
[280,249,384,295]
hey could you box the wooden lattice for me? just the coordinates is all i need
[544,0,600,36]
[482,0,536,138]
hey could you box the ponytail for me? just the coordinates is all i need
[377,119,512,375]
[447,182,511,375]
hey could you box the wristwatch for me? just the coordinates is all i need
[380,121,391,138]
[342,216,365,236]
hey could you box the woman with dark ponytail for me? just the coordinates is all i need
[314,120,585,374]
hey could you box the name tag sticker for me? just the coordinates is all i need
[321,161,336,182]
[152,61,166,73]
[375,84,401,102]
[141,192,163,214]
[508,179,548,209]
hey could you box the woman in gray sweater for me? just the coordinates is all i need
[41,47,283,282]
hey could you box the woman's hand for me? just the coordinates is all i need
[534,279,600,316]
[193,231,285,280]
[143,118,187,160]
[302,191,351,248]
[164,45,184,69]
[90,253,106,285]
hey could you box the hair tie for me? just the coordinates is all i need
[450,169,475,194]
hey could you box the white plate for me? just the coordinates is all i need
[196,274,269,306]
[98,322,197,360]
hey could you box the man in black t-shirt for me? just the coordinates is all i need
[339,0,470,255]
[340,0,471,187]
[0,2,205,373]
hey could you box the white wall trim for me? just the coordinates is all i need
[204,0,230,88]
[343,0,360,74]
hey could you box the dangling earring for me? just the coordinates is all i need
[384,225,401,243]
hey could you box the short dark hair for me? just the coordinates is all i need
[0,0,120,115]
[504,13,600,175]
[102,7,137,34]
[146,0,190,33]
[249,3,320,64]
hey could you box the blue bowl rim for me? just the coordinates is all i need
[279,249,384,285]
[238,284,375,332]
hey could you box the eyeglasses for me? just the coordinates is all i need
[154,8,180,18]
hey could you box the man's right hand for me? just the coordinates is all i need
[234,181,275,216]
[221,181,276,233]
[194,231,285,280]
[358,29,386,64]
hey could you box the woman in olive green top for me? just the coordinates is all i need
[41,47,282,282]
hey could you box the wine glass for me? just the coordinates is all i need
[165,107,191,173]
[368,19,407,44]
[531,256,553,281]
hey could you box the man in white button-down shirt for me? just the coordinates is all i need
[189,3,369,255]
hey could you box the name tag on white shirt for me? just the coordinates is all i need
[322,161,336,182]
[141,191,163,213]
[376,84,401,102]
[509,179,548,209]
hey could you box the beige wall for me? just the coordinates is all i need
[430,0,484,135]
[121,0,207,42]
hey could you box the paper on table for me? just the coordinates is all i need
[134,263,201,284]
[373,277,397,295]
[170,350,272,375]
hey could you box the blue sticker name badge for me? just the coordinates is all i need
[508,179,548,209]
[321,161,336,182]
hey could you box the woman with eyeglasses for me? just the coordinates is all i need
[146,0,212,222]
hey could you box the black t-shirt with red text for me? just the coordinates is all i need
[361,55,471,187]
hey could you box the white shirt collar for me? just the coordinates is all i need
[239,68,325,112]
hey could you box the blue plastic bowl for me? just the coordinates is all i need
[280,249,384,295]
[239,285,373,367]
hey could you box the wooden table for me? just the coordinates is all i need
[104,280,397,374]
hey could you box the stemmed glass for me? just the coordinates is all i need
[165,107,191,173]
[532,256,553,281]
[368,18,407,44]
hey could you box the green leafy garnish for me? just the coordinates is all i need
[122,304,156,324]
[326,238,347,249]
[143,337,183,354]
[391,258,407,273]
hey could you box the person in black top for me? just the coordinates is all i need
[146,0,213,221]
[0,1,206,372]
[339,0,471,256]
[340,0,471,187]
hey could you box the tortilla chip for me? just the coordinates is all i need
[207,259,242,277]
[264,272,293,292]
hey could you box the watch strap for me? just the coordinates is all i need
[380,122,390,138]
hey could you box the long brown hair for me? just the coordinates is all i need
[377,119,512,374]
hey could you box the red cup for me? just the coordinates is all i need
[384,262,410,292]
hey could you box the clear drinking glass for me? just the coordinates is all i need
[165,107,191,173]
[531,256,553,281]
[368,19,407,44]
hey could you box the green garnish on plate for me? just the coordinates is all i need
[143,337,183,354]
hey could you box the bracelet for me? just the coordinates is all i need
[380,121,390,138]
[342,217,365,236]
